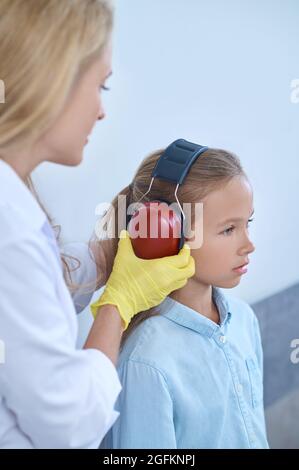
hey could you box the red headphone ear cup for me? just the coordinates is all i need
[128,201,182,259]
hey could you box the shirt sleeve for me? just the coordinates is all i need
[251,312,264,378]
[62,242,98,314]
[0,232,121,449]
[101,359,177,449]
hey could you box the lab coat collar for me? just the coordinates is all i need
[0,159,47,231]
[158,286,232,337]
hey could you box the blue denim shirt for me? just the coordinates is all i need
[101,287,269,449]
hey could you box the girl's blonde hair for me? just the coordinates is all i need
[0,0,114,152]
[95,147,248,345]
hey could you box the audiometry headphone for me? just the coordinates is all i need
[127,139,209,259]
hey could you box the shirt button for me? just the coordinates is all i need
[219,335,226,344]
[236,383,243,395]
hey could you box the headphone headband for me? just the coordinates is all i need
[151,138,209,186]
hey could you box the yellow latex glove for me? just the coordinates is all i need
[90,230,195,329]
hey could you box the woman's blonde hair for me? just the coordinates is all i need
[95,147,248,345]
[0,0,114,290]
[0,0,114,152]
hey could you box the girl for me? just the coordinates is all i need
[100,146,269,449]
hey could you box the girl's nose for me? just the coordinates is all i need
[239,235,255,256]
[246,239,255,254]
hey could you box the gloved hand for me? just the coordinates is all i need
[90,230,195,329]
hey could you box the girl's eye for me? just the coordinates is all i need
[222,217,254,236]
[222,226,235,236]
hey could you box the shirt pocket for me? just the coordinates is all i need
[245,357,263,408]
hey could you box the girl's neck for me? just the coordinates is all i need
[169,279,220,325]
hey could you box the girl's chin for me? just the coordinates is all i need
[213,278,241,289]
[227,278,242,288]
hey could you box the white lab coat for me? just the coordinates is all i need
[0,160,121,449]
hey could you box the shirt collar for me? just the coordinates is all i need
[0,159,47,231]
[157,286,232,337]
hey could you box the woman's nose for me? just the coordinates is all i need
[98,109,106,121]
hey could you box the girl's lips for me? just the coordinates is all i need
[233,262,249,274]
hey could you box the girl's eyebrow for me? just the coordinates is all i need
[217,209,255,227]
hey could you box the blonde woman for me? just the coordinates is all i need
[0,1,194,449]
